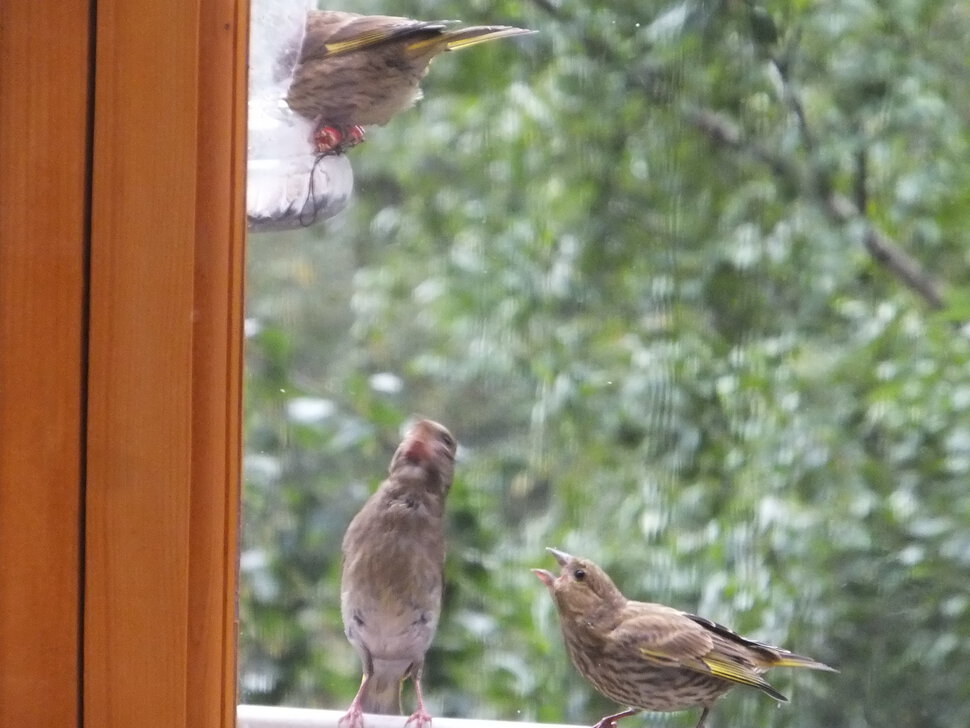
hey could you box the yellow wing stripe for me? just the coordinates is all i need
[638,646,789,701]
[701,657,788,701]
[324,31,397,56]
[408,28,535,55]
[771,655,840,672]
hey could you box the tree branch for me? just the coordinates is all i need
[827,194,946,309]
[686,107,946,310]
[531,5,947,310]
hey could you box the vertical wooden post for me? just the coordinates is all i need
[83,0,247,726]
[191,0,249,725]
[1,1,246,724]
[0,1,91,725]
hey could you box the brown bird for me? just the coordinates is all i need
[339,419,458,728]
[285,11,535,154]
[533,548,836,728]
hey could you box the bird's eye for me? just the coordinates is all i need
[574,568,586,581]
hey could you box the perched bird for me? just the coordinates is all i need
[285,11,535,154]
[533,548,836,728]
[339,420,458,728]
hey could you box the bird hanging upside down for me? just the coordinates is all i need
[534,548,837,728]
[285,11,535,155]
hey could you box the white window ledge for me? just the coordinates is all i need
[237,706,585,728]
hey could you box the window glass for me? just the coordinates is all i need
[242,3,970,727]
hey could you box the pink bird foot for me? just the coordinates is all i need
[313,124,366,155]
[337,701,365,728]
[404,675,434,728]
[591,708,639,728]
[404,707,433,728]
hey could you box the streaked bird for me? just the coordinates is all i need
[533,548,836,728]
[286,11,535,153]
[339,419,458,728]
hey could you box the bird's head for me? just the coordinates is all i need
[389,418,457,494]
[533,547,625,620]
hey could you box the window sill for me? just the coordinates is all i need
[237,705,583,728]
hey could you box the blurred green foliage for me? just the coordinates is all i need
[241,1,970,727]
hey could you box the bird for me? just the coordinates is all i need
[284,11,535,154]
[338,419,458,728]
[533,548,837,728]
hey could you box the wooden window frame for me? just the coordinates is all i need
[1,1,249,726]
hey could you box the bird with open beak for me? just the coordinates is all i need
[534,547,836,728]
[339,420,458,728]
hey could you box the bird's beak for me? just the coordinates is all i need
[532,568,555,587]
[401,436,431,463]
[546,546,572,566]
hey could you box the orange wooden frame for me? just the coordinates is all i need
[0,1,248,726]
[0,3,90,724]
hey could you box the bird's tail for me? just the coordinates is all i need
[360,674,400,715]
[359,659,412,715]
[698,647,835,704]
[407,26,535,55]
[686,613,837,674]
[768,649,839,672]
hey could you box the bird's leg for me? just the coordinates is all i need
[403,667,433,728]
[693,707,711,728]
[591,708,639,728]
[338,674,370,728]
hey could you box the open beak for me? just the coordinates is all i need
[401,436,431,463]
[532,568,555,587]
[546,546,573,566]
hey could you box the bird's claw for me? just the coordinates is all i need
[403,708,433,728]
[591,709,638,728]
[314,124,366,155]
[338,705,365,728]
[347,125,365,146]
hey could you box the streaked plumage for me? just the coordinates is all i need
[339,420,458,728]
[534,548,836,728]
[285,11,534,153]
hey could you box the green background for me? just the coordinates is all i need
[241,2,970,727]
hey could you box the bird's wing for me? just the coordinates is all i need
[301,12,448,62]
[434,26,536,53]
[613,604,788,701]
[687,613,837,673]
[611,604,715,666]
[684,612,789,700]
[684,612,779,653]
